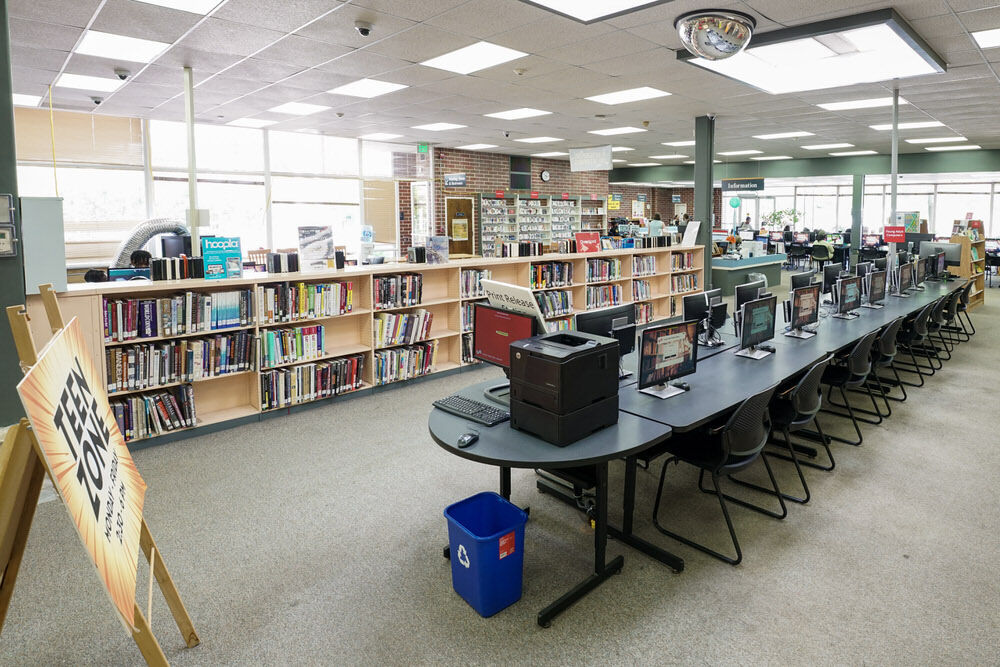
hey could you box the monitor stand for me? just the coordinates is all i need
[483,382,511,407]
[784,327,815,339]
[861,300,883,309]
[639,382,688,399]
[735,345,771,360]
[832,311,860,320]
[890,290,910,298]
[618,361,633,380]
[698,330,724,348]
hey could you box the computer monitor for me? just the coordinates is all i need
[874,257,888,271]
[740,230,755,241]
[785,284,820,338]
[919,242,961,266]
[473,303,537,370]
[914,258,926,286]
[854,261,872,278]
[896,262,913,294]
[828,234,843,245]
[736,294,777,359]
[108,268,151,281]
[704,288,723,305]
[769,231,784,242]
[936,251,946,276]
[986,240,999,253]
[835,276,861,318]
[822,263,843,295]
[863,234,881,247]
[794,232,809,243]
[637,320,699,399]
[682,292,709,326]
[867,270,887,306]
[898,251,909,265]
[790,271,815,290]
[160,234,192,258]
[735,279,766,313]
[576,304,637,376]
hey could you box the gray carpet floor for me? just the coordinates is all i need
[2,274,999,665]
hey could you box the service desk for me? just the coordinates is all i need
[711,254,786,294]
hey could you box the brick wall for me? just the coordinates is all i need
[398,180,412,252]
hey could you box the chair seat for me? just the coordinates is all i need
[821,364,866,387]
[646,431,757,471]
[768,397,816,430]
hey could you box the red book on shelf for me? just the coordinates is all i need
[574,232,601,253]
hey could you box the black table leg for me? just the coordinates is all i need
[500,466,511,500]
[607,456,685,573]
[537,462,623,628]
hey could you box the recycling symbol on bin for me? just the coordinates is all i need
[457,544,470,569]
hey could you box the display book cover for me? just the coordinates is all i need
[201,236,243,280]
[426,236,449,264]
[297,225,336,272]
[574,231,601,253]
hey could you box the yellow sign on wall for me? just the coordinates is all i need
[16,318,147,628]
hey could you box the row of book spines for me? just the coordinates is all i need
[110,385,195,442]
[260,326,325,368]
[105,333,254,392]
[372,341,438,386]
[530,262,573,288]
[632,256,657,274]
[671,274,699,291]
[633,281,652,301]
[373,274,423,310]
[459,270,491,298]
[461,333,477,363]
[636,303,654,325]
[256,282,354,323]
[495,241,543,258]
[586,285,624,309]
[586,259,622,281]
[259,354,365,409]
[535,290,573,317]
[373,310,434,348]
[671,252,696,269]
[102,290,253,342]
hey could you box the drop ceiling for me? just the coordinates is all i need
[7,0,1000,161]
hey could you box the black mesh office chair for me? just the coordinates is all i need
[955,282,976,337]
[940,286,969,344]
[817,330,880,446]
[859,246,880,263]
[864,317,907,415]
[788,244,808,270]
[811,244,833,271]
[925,296,952,364]
[650,385,784,566]
[894,301,937,386]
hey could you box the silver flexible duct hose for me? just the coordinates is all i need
[110,219,189,268]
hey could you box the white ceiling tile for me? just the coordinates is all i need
[490,14,617,52]
[366,24,478,62]
[315,50,412,78]
[7,0,101,28]
[213,0,345,33]
[91,0,202,43]
[255,35,355,68]
[155,46,245,71]
[178,18,287,57]
[10,45,68,72]
[539,32,662,66]
[9,18,82,51]
[295,5,416,47]
[350,0,469,21]
[425,0,545,38]
[379,64,458,86]
[221,58,306,83]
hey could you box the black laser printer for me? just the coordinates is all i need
[508,331,619,446]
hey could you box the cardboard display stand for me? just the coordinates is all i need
[0,284,199,665]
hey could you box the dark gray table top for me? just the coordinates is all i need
[429,380,672,469]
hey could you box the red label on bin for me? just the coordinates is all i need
[499,531,515,559]
[884,226,905,243]
[530,191,539,199]
[494,190,505,198]
[561,192,569,199]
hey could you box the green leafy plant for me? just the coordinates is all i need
[762,208,801,228]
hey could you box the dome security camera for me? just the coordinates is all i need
[355,21,372,37]
[115,68,131,81]
[91,96,103,105]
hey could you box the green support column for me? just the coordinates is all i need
[0,0,27,425]
[850,173,863,266]
[694,115,715,288]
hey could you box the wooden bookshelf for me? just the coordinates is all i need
[950,234,986,310]
[31,245,702,444]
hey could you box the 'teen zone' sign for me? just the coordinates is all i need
[17,318,146,628]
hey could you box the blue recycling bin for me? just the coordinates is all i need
[444,491,529,617]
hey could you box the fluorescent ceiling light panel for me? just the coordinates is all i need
[585,86,670,105]
[532,151,568,157]
[55,73,123,92]
[750,155,793,161]
[611,146,633,152]
[133,0,221,13]
[830,150,877,156]
[269,102,330,115]
[12,94,41,106]
[484,108,551,120]
[76,30,169,63]
[683,160,722,164]
[412,122,466,131]
[905,136,966,144]
[817,96,907,111]
[456,143,497,150]
[518,0,667,23]
[802,143,853,150]
[870,121,943,130]
[514,136,562,143]
[627,162,660,166]
[420,41,526,75]
[648,154,687,159]
[680,12,944,94]
[329,78,407,98]
[718,149,762,156]
[925,144,981,151]
[663,140,695,146]
[226,118,275,128]
[360,133,403,141]
[588,126,646,136]
[753,131,814,140]
[612,158,627,163]
[972,28,1000,49]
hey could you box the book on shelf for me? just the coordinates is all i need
[586,258,622,282]
[461,302,479,333]
[373,340,438,385]
[110,384,196,442]
[545,318,573,333]
[102,289,254,342]
[633,279,652,302]
[259,325,326,368]
[426,236,450,265]
[460,269,492,298]
[636,303,653,325]
[150,256,204,281]
[373,309,434,348]
[266,252,300,274]
[671,252,696,270]
[105,330,254,393]
[373,273,423,310]
[260,353,365,409]
[461,333,477,363]
[575,232,601,253]
[535,290,573,318]
[530,261,573,289]
[257,281,353,324]
[671,273,699,292]
[632,255,656,276]
[586,284,623,309]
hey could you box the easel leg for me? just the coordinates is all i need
[131,602,169,667]
[140,520,200,648]
[0,452,45,629]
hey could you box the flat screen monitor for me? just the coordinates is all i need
[837,276,862,314]
[682,292,709,326]
[769,231,784,242]
[160,234,192,258]
[915,258,926,285]
[936,251,946,276]
[790,285,820,329]
[704,287,723,305]
[919,242,961,266]
[575,303,636,355]
[822,263,843,295]
[854,261,872,278]
[473,303,537,369]
[740,230,755,240]
[898,251,909,265]
[869,270,887,303]
[735,279,766,313]
[863,235,880,247]
[985,240,999,253]
[740,295,777,350]
[638,321,698,390]
[828,234,843,245]
[794,232,809,243]
[874,257,888,271]
[108,268,150,281]
[790,271,815,290]
[897,262,913,292]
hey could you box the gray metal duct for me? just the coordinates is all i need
[110,219,189,268]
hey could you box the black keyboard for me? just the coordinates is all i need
[433,395,510,426]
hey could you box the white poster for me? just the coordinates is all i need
[682,220,701,247]
[298,226,335,272]
[481,279,546,329]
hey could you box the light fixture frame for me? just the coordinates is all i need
[515,0,672,24]
[676,8,946,94]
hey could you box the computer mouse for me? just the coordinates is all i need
[759,344,776,353]
[457,432,479,448]
[672,381,690,391]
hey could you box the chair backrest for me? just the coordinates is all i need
[247,248,271,264]
[877,317,904,358]
[790,356,833,419]
[912,302,933,337]
[847,330,879,377]
[943,290,961,321]
[929,296,948,325]
[959,282,971,307]
[722,384,778,458]
[811,245,832,260]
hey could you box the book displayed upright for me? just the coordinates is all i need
[201,237,243,280]
[297,226,336,272]
[427,236,449,265]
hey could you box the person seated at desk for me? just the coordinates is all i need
[739,215,753,232]
[813,233,835,256]
[607,219,621,236]
[649,213,664,237]
[130,249,152,268]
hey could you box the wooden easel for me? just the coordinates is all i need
[0,284,200,665]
